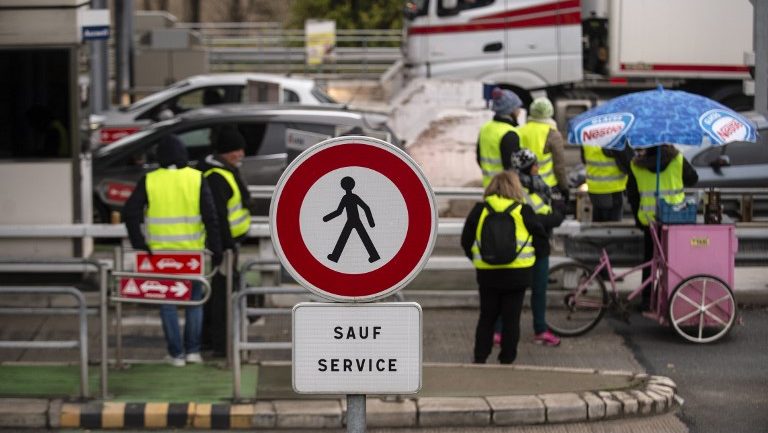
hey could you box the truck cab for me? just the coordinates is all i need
[403,0,583,95]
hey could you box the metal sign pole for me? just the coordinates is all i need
[225,249,234,367]
[346,394,366,433]
[754,0,768,117]
[114,246,124,369]
[99,263,109,399]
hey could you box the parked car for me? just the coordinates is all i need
[92,104,399,221]
[680,111,768,188]
[89,73,338,147]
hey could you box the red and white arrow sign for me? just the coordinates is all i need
[119,278,192,301]
[134,252,205,275]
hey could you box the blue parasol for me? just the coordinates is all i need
[567,86,756,150]
[566,86,758,205]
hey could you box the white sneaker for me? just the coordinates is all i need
[165,355,186,367]
[185,352,203,364]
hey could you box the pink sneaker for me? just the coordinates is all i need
[493,332,502,346]
[534,330,561,347]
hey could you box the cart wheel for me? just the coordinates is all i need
[669,274,736,343]
[546,261,607,337]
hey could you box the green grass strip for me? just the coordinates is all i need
[0,364,258,403]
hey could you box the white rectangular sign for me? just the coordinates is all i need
[292,302,421,394]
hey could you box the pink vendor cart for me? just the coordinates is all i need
[658,224,738,343]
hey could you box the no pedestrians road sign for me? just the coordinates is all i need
[270,136,437,302]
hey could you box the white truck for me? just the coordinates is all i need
[402,0,754,128]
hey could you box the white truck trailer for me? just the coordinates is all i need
[403,0,754,127]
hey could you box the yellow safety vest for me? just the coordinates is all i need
[204,167,251,238]
[518,121,556,187]
[630,153,685,226]
[478,120,518,187]
[471,195,536,269]
[583,145,627,194]
[522,189,552,215]
[145,167,206,251]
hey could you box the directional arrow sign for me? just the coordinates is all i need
[119,278,192,300]
[134,252,205,275]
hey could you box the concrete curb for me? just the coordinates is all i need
[0,372,680,430]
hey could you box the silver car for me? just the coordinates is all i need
[90,73,337,146]
[92,104,398,220]
[681,111,768,188]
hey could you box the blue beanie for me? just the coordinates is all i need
[491,87,522,115]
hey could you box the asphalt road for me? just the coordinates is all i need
[608,307,768,433]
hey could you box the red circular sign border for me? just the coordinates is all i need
[270,137,436,301]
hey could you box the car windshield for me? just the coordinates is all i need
[122,81,192,112]
[311,87,337,104]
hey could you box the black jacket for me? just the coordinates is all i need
[122,174,223,265]
[476,115,521,171]
[461,200,547,290]
[197,154,252,249]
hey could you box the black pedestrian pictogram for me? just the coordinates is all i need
[323,176,380,263]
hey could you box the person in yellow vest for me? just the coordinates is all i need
[627,144,698,310]
[581,145,633,221]
[516,97,569,200]
[198,127,252,358]
[461,171,547,364]
[476,87,523,187]
[123,135,223,366]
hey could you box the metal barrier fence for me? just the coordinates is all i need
[0,286,91,398]
[177,23,402,79]
[110,247,217,369]
[0,257,109,399]
[231,286,306,399]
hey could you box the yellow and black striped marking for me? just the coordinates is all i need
[61,402,202,429]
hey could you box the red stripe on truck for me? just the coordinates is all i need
[407,11,580,35]
[472,0,581,21]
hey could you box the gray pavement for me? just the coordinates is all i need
[1,295,682,430]
[2,254,766,430]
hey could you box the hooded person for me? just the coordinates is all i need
[476,87,524,187]
[197,126,254,357]
[122,134,223,366]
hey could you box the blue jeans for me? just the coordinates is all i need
[491,257,549,335]
[160,282,203,358]
[531,255,549,334]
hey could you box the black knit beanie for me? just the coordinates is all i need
[156,135,188,168]
[214,127,246,154]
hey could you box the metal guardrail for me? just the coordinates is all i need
[231,286,307,399]
[179,23,402,79]
[0,286,91,398]
[0,258,110,399]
